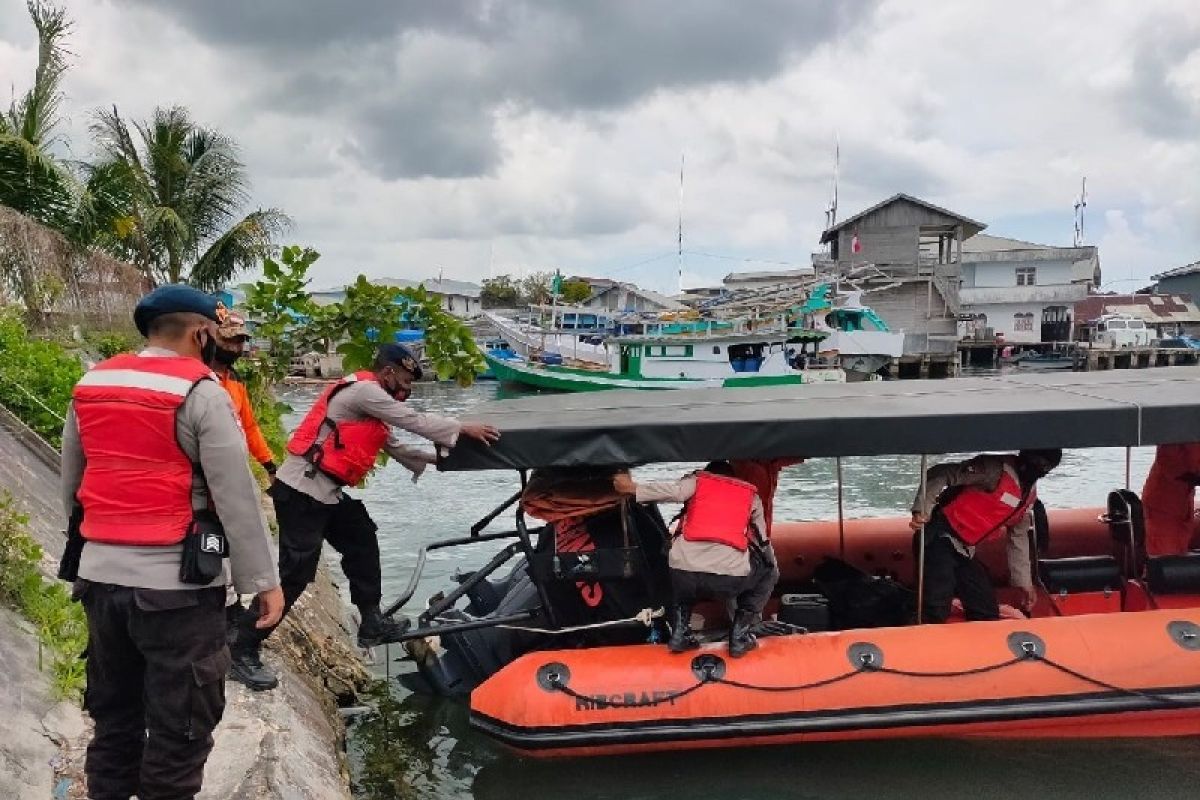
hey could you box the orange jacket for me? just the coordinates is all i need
[731,458,805,537]
[217,370,275,467]
[1142,443,1200,556]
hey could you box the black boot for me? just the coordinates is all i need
[357,605,411,648]
[229,643,278,691]
[728,610,758,658]
[667,605,700,653]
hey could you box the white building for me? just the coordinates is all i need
[958,235,1100,344]
[582,283,686,313]
[377,277,483,318]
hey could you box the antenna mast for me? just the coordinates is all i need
[1073,177,1087,246]
[824,139,840,253]
[677,153,685,296]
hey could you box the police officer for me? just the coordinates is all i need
[62,285,283,800]
[910,449,1062,622]
[614,461,779,657]
[229,342,500,690]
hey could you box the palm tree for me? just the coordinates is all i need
[0,1,75,232]
[89,105,289,289]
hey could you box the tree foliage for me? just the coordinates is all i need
[479,274,519,308]
[244,247,484,388]
[520,271,554,306]
[0,2,78,235]
[88,105,289,288]
[560,279,592,304]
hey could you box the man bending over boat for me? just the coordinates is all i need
[910,449,1062,623]
[614,461,779,657]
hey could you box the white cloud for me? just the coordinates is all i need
[0,0,1196,293]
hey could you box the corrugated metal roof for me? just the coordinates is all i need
[819,193,986,243]
[1153,261,1200,281]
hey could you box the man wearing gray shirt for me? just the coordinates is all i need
[62,285,283,800]
[229,343,499,690]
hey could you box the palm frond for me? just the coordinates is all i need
[190,208,291,291]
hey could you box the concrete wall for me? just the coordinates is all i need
[967,302,1047,344]
[441,294,481,318]
[968,259,1074,288]
[862,281,958,353]
[0,402,366,800]
[1157,273,1200,302]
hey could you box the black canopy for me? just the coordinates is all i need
[440,367,1200,471]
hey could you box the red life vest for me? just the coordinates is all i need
[286,371,389,486]
[942,462,1037,546]
[73,354,214,546]
[679,472,757,551]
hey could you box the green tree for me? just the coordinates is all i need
[480,274,519,308]
[520,271,554,305]
[245,249,484,387]
[243,245,322,384]
[0,2,75,232]
[89,105,289,289]
[560,279,592,304]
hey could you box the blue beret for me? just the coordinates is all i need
[133,284,226,336]
[376,343,423,380]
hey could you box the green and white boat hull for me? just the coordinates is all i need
[484,352,838,392]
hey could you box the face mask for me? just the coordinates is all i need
[198,332,218,367]
[214,346,241,367]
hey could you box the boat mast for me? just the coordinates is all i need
[677,152,685,297]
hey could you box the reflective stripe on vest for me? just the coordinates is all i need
[286,370,390,486]
[679,472,757,551]
[941,463,1037,546]
[73,354,213,546]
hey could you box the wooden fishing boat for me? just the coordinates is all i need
[390,368,1200,757]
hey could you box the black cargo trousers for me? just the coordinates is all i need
[77,580,229,800]
[238,480,380,647]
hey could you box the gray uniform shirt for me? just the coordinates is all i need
[912,455,1034,590]
[61,348,280,594]
[275,379,461,505]
[635,474,769,578]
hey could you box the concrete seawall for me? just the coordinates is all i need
[0,403,367,799]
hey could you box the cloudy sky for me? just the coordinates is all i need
[2,0,1197,293]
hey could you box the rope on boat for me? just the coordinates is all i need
[549,675,712,709]
[1031,653,1198,708]
[435,607,665,636]
[544,647,1200,709]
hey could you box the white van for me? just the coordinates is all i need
[1090,314,1153,348]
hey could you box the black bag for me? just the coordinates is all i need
[57,505,85,582]
[813,557,914,629]
[179,510,228,585]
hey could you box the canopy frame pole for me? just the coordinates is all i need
[916,454,928,625]
[1125,446,1131,491]
[836,456,846,559]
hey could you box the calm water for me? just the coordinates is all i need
[278,377,1200,800]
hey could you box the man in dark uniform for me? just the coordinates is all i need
[62,285,283,800]
[229,343,499,690]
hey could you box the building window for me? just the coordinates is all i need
[1016,267,1037,286]
[1014,312,1034,332]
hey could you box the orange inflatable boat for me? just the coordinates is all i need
[402,369,1200,756]
[468,510,1200,756]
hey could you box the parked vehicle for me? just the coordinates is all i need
[1091,314,1153,348]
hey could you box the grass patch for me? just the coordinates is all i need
[0,492,88,700]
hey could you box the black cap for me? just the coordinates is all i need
[133,284,226,336]
[375,342,423,380]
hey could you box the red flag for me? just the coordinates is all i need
[851,231,862,254]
